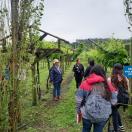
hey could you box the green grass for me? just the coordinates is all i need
[41,80,82,132]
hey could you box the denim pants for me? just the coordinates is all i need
[53,83,61,97]
[82,118,107,132]
[112,106,122,131]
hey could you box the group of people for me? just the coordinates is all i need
[49,58,129,132]
[74,58,129,132]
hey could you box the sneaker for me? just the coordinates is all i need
[118,126,125,132]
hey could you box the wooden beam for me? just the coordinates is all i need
[29,26,70,44]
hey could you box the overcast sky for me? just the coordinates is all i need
[41,0,130,42]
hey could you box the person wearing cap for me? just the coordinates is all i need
[108,63,129,132]
[49,59,63,101]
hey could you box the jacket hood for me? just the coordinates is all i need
[85,73,104,84]
[80,73,105,91]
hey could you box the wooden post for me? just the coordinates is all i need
[46,57,50,90]
[130,37,132,94]
[31,64,37,106]
[9,0,19,131]
[58,39,61,49]
[36,62,41,100]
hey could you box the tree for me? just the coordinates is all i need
[0,0,44,131]
[86,38,130,71]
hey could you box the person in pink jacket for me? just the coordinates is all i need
[76,65,117,132]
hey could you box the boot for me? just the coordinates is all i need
[53,97,58,101]
[57,96,61,100]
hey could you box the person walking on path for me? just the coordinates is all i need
[76,65,117,132]
[108,63,129,132]
[84,59,95,78]
[73,58,84,88]
[49,59,63,101]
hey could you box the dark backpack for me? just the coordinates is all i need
[85,83,112,123]
[117,83,129,106]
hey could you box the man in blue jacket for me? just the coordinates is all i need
[49,59,63,101]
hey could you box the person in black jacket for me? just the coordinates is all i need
[49,59,63,101]
[84,59,95,78]
[73,58,84,88]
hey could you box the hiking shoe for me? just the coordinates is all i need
[57,96,62,100]
[53,97,58,101]
[118,126,125,132]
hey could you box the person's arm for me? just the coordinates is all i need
[126,77,130,92]
[75,88,87,123]
[107,78,117,105]
[72,65,75,72]
[84,67,88,78]
[84,67,91,78]
[49,68,54,83]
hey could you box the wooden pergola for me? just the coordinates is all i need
[0,28,71,105]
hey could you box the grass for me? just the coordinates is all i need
[20,78,82,132]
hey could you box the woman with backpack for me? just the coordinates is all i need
[76,65,117,132]
[109,63,129,132]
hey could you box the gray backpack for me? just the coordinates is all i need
[85,83,112,123]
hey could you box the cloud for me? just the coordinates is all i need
[41,0,130,42]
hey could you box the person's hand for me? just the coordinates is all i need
[76,113,82,124]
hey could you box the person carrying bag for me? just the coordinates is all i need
[76,65,117,132]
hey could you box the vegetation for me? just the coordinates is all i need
[85,38,130,70]
[0,0,132,132]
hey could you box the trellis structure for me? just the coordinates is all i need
[0,28,73,106]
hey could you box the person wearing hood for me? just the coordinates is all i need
[75,65,117,132]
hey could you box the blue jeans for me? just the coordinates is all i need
[82,118,107,132]
[112,106,122,131]
[53,83,61,97]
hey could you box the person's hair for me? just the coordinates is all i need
[88,59,95,66]
[90,65,111,100]
[111,63,128,90]
[76,58,80,62]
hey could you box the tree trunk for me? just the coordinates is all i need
[31,64,37,106]
[36,62,41,100]
[9,0,19,131]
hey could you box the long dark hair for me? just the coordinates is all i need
[111,63,128,90]
[90,65,111,100]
